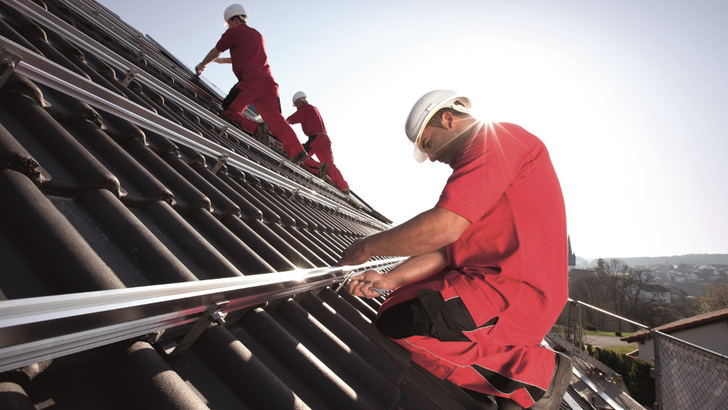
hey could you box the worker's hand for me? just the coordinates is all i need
[338,238,371,266]
[347,270,393,298]
[195,63,206,76]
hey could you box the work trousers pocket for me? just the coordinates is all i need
[221,82,242,110]
[376,289,496,342]
[418,289,480,342]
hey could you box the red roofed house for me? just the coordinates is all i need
[621,307,728,362]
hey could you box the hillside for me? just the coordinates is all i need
[577,254,728,267]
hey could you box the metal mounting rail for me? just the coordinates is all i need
[0,33,388,229]
[5,0,359,208]
[59,0,213,98]
[0,258,406,373]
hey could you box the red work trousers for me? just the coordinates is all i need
[376,269,555,408]
[222,76,305,159]
[303,134,349,191]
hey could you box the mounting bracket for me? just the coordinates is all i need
[335,270,354,293]
[211,154,228,174]
[217,125,228,138]
[165,300,228,356]
[121,67,138,87]
[0,50,21,89]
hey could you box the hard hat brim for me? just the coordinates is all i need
[413,145,428,163]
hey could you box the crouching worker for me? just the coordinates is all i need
[339,90,572,409]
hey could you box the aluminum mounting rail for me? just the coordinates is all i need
[0,258,406,374]
[0,34,387,229]
[5,0,359,207]
[59,0,208,96]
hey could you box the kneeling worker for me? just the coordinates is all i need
[339,90,572,408]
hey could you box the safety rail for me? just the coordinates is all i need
[560,298,728,410]
[3,0,368,211]
[0,32,387,229]
[0,258,406,374]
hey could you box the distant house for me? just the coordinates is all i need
[621,308,728,362]
[668,287,689,302]
[638,283,673,304]
[673,272,698,283]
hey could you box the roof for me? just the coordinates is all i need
[621,307,728,342]
[0,1,605,408]
[640,284,673,293]
[0,0,495,408]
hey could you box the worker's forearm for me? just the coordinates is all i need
[347,248,448,297]
[363,207,468,257]
[196,48,222,75]
[386,248,448,288]
[200,48,222,66]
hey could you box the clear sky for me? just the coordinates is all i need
[97,0,728,260]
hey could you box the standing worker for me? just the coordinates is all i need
[287,92,350,194]
[339,90,572,409]
[195,4,308,165]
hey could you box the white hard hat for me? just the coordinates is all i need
[292,91,307,106]
[405,90,472,162]
[224,4,247,22]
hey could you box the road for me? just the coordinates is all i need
[583,335,636,347]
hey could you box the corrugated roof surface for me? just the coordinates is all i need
[0,0,495,408]
[0,1,612,409]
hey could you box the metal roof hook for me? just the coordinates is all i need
[217,125,228,138]
[211,154,228,174]
[121,67,138,87]
[163,301,229,356]
[0,50,21,89]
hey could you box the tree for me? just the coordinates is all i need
[569,258,657,331]
[696,282,728,314]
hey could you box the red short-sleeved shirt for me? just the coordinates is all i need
[215,24,272,81]
[437,121,568,344]
[286,103,327,137]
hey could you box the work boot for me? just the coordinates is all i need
[290,150,308,165]
[530,351,572,410]
[318,163,329,180]
[253,122,270,146]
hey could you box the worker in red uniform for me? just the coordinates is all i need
[195,4,308,165]
[339,90,572,409]
[286,92,350,194]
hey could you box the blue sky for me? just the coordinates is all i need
[97,0,728,260]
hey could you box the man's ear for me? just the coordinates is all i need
[441,111,455,130]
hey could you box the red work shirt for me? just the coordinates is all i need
[215,24,272,81]
[286,103,327,137]
[437,121,568,346]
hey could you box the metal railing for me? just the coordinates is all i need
[558,299,728,410]
[653,331,728,410]
[0,258,406,374]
